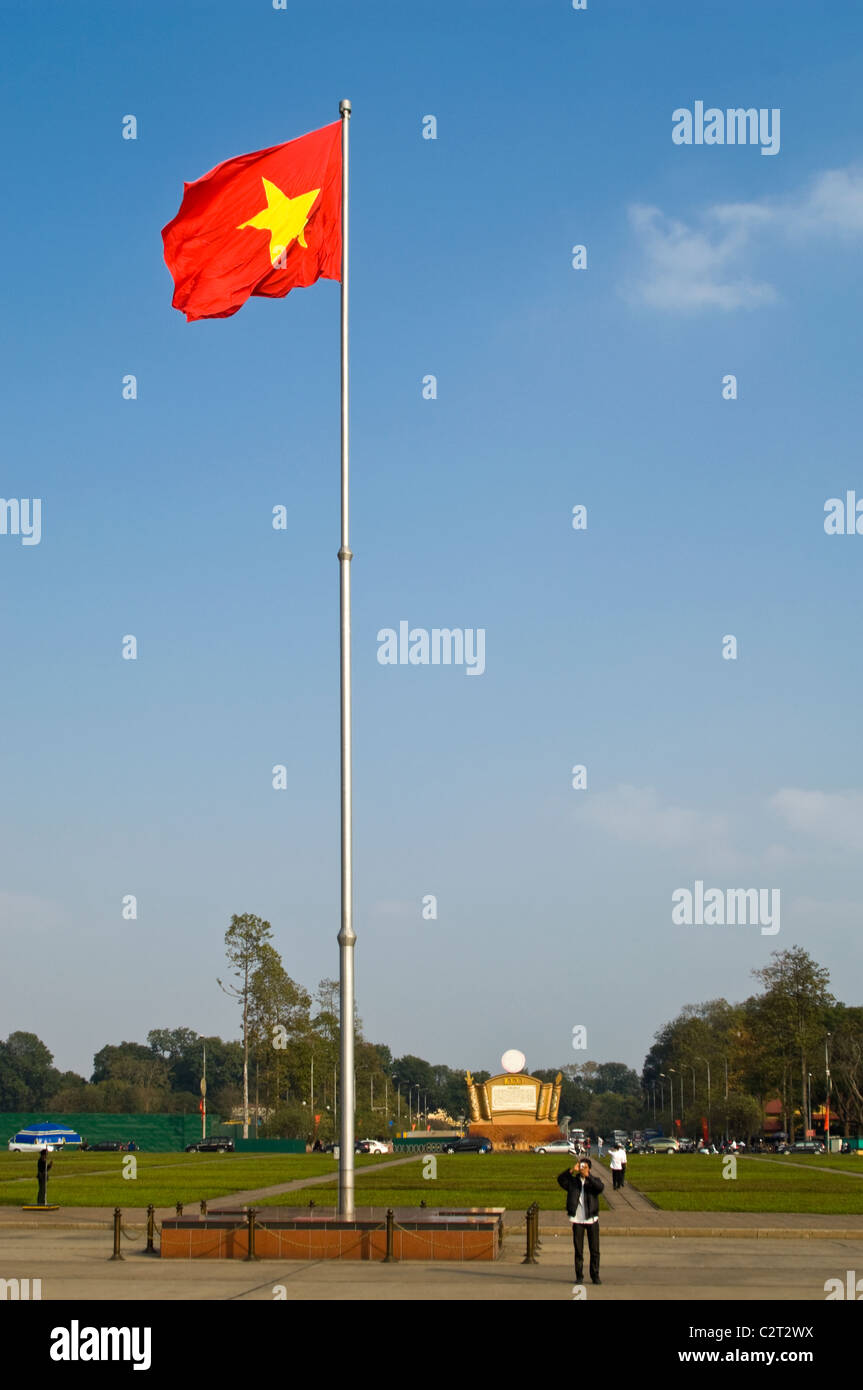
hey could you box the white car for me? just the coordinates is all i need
[8,1140,55,1153]
[532,1138,578,1155]
[360,1139,388,1155]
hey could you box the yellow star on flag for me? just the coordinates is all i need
[238,178,321,266]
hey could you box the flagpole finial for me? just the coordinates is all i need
[340,99,351,115]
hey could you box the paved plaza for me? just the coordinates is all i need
[1,1226,858,1301]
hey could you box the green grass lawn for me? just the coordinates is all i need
[621,1154,863,1215]
[0,1151,389,1208]
[257,1154,607,1212]
[257,1153,863,1215]
[5,1149,860,1215]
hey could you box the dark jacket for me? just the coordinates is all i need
[557,1167,604,1220]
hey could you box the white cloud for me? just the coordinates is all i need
[626,165,863,312]
[770,788,863,852]
[580,783,735,856]
[796,168,863,236]
[625,203,778,311]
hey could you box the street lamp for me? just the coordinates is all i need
[807,1072,813,1140]
[668,1068,678,1130]
[696,1057,711,1138]
[825,1034,832,1151]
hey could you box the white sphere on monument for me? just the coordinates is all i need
[501,1049,526,1074]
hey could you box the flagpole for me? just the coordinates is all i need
[337,97,355,1219]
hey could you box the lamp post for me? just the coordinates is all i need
[697,1057,711,1138]
[825,1034,831,1151]
[658,1076,665,1118]
[807,1072,813,1140]
[689,1065,696,1109]
[668,1068,677,1131]
[660,1072,673,1128]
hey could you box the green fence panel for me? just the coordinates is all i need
[1,1112,233,1152]
[231,1139,306,1154]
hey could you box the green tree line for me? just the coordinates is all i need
[2,931,860,1143]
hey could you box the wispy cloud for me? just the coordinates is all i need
[770,788,863,852]
[580,784,735,857]
[626,203,777,311]
[625,165,863,311]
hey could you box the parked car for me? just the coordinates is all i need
[532,1138,577,1155]
[790,1141,824,1154]
[357,1138,388,1155]
[647,1137,680,1153]
[442,1136,493,1154]
[8,1139,55,1153]
[185,1137,234,1153]
[86,1141,125,1152]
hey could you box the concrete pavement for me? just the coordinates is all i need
[0,1228,856,1300]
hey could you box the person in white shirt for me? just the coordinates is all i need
[609,1141,627,1189]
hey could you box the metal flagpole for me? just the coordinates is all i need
[337,97,355,1219]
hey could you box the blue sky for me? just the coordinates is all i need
[1,0,861,1081]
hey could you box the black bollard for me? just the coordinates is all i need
[382,1208,397,1263]
[244,1206,260,1262]
[110,1207,124,1261]
[521,1204,537,1265]
[144,1204,156,1255]
[532,1202,542,1251]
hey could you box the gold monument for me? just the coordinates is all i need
[465,1051,565,1151]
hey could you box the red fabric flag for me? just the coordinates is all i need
[162,122,341,322]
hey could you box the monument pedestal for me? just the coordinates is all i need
[469,1122,564,1153]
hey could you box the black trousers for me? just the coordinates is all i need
[572,1221,600,1281]
[612,1167,626,1188]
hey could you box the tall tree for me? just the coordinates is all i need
[218,914,274,1138]
[751,948,834,1142]
[248,945,311,1118]
[1,1032,58,1108]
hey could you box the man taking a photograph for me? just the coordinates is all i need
[557,1156,604,1285]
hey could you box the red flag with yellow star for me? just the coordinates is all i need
[162,121,341,322]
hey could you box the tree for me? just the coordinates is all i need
[751,948,834,1141]
[248,945,311,1121]
[0,1032,59,1108]
[218,914,274,1138]
[828,1005,863,1136]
